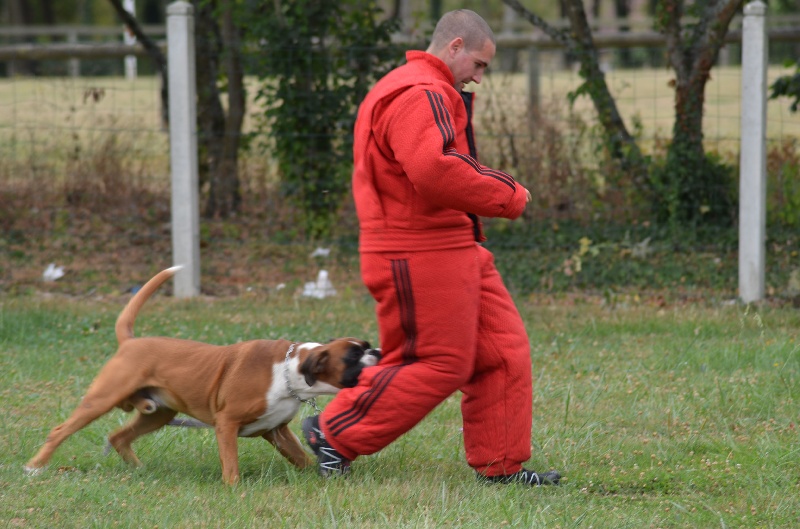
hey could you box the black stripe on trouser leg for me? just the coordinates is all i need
[327,366,402,437]
[327,259,418,437]
[391,259,418,364]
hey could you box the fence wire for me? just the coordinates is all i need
[1,44,798,296]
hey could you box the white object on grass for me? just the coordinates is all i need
[310,247,331,258]
[301,270,337,299]
[42,263,65,282]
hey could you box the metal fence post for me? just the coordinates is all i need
[739,1,768,304]
[167,1,200,297]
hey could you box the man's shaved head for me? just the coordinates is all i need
[428,9,495,53]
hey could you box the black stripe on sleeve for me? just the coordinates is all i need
[424,90,455,149]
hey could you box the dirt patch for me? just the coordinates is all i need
[0,181,363,298]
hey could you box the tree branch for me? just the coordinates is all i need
[500,0,572,49]
[106,0,169,125]
[691,0,743,74]
[501,0,649,188]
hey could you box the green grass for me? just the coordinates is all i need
[2,291,799,527]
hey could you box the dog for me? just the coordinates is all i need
[24,266,380,485]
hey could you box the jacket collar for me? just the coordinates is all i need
[405,50,455,87]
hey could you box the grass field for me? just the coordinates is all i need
[1,290,799,527]
[1,58,799,528]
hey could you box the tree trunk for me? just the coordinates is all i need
[194,0,243,219]
[38,0,55,24]
[214,0,244,217]
[7,0,35,75]
[502,0,649,188]
[660,0,742,158]
[655,0,742,224]
[614,0,633,67]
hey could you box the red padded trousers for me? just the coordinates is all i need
[319,244,533,476]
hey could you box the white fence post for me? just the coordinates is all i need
[739,1,768,304]
[167,1,200,298]
[67,30,80,77]
[123,0,138,79]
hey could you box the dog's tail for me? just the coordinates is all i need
[115,265,184,345]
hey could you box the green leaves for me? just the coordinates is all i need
[769,61,800,113]
[247,0,400,238]
[647,142,735,228]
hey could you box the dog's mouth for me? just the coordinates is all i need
[337,343,381,388]
[359,347,381,367]
[300,340,381,388]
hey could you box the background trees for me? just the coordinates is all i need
[193,0,245,219]
[3,0,797,235]
[245,0,400,237]
[502,0,743,228]
[771,61,800,112]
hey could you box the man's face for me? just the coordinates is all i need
[450,38,495,92]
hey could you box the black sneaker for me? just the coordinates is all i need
[480,468,561,486]
[301,415,351,477]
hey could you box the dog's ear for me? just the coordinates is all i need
[300,349,330,387]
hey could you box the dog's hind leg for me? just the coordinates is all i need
[25,392,124,473]
[26,357,151,473]
[263,424,313,468]
[108,408,177,467]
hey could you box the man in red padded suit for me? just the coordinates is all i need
[302,9,561,486]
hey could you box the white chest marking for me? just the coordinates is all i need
[237,363,299,436]
[237,345,338,437]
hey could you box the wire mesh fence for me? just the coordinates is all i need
[1,40,798,296]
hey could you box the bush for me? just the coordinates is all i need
[246,0,400,238]
[647,143,736,229]
[767,138,800,228]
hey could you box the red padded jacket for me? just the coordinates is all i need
[352,51,528,253]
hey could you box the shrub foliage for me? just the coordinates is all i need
[246,0,400,238]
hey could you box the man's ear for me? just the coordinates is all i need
[448,37,464,56]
